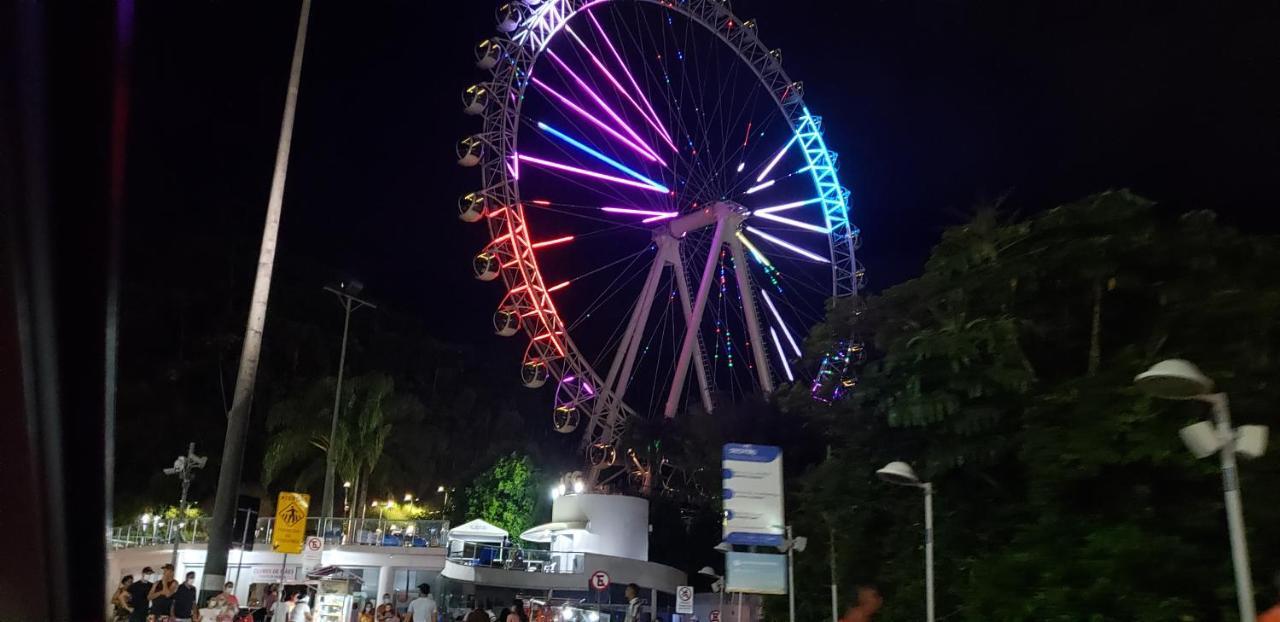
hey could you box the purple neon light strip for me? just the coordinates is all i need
[585,9,674,147]
[519,154,670,193]
[531,77,661,164]
[564,25,678,153]
[545,50,662,163]
[745,226,830,263]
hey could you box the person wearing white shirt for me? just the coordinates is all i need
[272,591,298,622]
[291,592,313,622]
[624,584,644,622]
[406,584,438,622]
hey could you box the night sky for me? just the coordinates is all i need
[125,0,1280,344]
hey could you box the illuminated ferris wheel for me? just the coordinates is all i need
[457,0,863,483]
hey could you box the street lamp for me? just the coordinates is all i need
[163,443,207,569]
[778,528,808,622]
[699,566,725,609]
[319,280,377,521]
[342,481,352,516]
[1135,359,1270,622]
[876,461,934,622]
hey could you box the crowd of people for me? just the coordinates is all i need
[110,564,241,622]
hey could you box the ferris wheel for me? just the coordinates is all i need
[457,0,863,482]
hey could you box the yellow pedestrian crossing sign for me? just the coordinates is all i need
[272,491,310,554]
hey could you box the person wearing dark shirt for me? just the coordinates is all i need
[127,567,154,622]
[172,571,197,621]
[150,563,179,620]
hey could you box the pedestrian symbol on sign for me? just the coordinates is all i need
[281,503,304,526]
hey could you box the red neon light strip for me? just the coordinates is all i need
[531,235,575,249]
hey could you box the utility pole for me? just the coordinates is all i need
[319,281,375,521]
[201,0,312,601]
[163,443,207,569]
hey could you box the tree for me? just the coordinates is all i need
[782,192,1280,622]
[465,453,541,539]
[261,372,424,520]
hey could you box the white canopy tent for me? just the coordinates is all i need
[446,519,509,558]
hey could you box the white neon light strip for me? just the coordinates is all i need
[756,134,798,182]
[745,226,830,263]
[753,197,822,215]
[761,290,803,357]
[770,327,794,381]
[519,154,670,193]
[745,179,776,195]
[601,207,677,217]
[753,212,829,234]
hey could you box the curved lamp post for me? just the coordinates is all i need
[1135,359,1269,622]
[877,461,934,622]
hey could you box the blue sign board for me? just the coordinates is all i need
[722,443,785,547]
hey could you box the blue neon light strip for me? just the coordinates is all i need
[793,107,856,295]
[537,121,669,192]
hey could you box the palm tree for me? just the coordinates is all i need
[262,372,424,526]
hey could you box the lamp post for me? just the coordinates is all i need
[438,485,451,517]
[1135,359,1269,622]
[777,527,808,622]
[342,481,352,516]
[164,443,207,569]
[319,280,376,521]
[876,461,934,622]
[698,566,725,610]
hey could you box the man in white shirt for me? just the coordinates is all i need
[291,592,313,622]
[272,590,297,622]
[407,583,438,622]
[624,584,644,622]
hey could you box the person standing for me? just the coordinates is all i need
[272,591,299,622]
[290,591,313,622]
[377,594,397,622]
[172,571,198,622]
[623,584,643,622]
[127,568,154,622]
[838,585,883,622]
[359,601,377,622]
[209,582,240,622]
[464,606,489,622]
[406,584,438,622]
[150,564,180,621]
[112,575,135,622]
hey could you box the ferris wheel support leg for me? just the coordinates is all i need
[671,247,715,415]
[590,242,668,445]
[729,237,775,394]
[664,218,729,418]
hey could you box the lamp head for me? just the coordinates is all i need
[438,485,446,493]
[876,461,922,487]
[1179,421,1222,459]
[792,536,808,552]
[698,566,719,577]
[1134,359,1213,399]
[713,541,732,553]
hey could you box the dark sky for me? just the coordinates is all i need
[125,0,1280,345]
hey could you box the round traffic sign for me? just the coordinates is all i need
[589,570,611,591]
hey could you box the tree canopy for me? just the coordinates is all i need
[465,453,542,539]
[781,191,1280,622]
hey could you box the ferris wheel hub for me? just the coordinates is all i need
[665,201,745,239]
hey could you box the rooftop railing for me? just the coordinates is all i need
[110,517,449,551]
[445,542,585,574]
